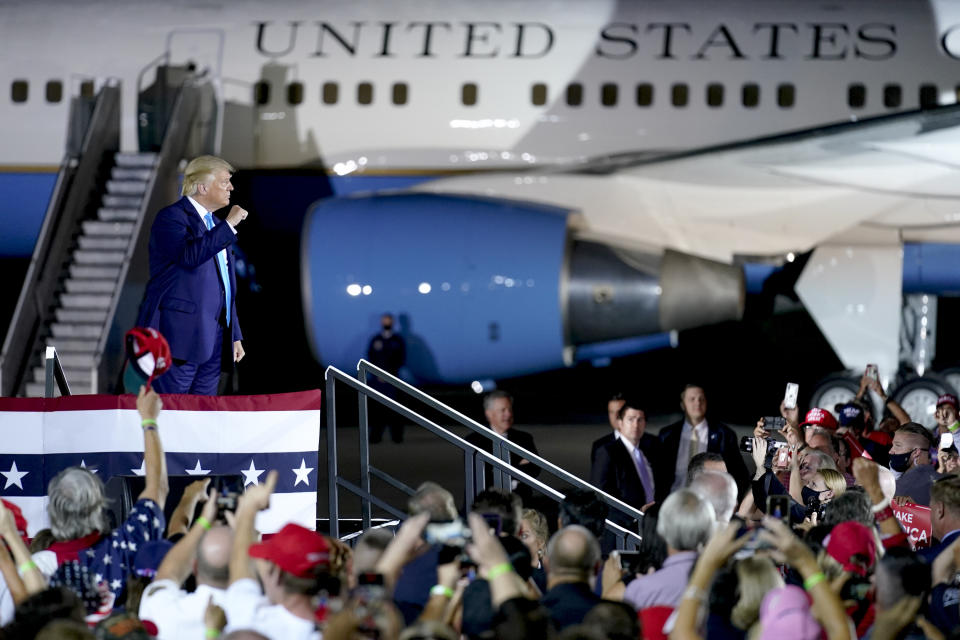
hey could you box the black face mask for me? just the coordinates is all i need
[801,485,820,506]
[889,450,915,473]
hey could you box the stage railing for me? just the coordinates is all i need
[43,347,72,398]
[324,363,643,550]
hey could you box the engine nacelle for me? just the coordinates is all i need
[302,193,744,383]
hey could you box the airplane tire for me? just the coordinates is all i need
[891,374,953,431]
[809,374,860,418]
[935,367,960,397]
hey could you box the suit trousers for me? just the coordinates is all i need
[152,324,226,395]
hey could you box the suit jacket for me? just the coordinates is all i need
[540,582,602,632]
[136,197,242,362]
[590,431,617,468]
[465,427,541,481]
[590,435,659,511]
[656,419,749,502]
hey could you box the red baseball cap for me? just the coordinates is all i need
[248,523,330,578]
[124,327,172,391]
[937,394,959,411]
[825,521,876,577]
[1,500,28,540]
[800,407,837,431]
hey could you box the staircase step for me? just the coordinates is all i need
[24,382,49,398]
[106,180,147,195]
[31,366,93,386]
[97,207,139,222]
[58,352,97,368]
[51,323,102,339]
[64,279,117,294]
[46,338,99,352]
[115,152,157,168]
[60,293,111,309]
[55,308,109,324]
[73,250,124,265]
[69,264,121,279]
[103,195,141,208]
[78,235,129,251]
[111,167,152,181]
[82,221,135,236]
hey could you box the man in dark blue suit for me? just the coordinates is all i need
[920,475,960,562]
[136,156,247,394]
[590,397,659,517]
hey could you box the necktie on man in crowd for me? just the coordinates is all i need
[689,429,700,463]
[204,213,231,326]
[634,447,654,501]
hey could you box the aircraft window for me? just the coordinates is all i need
[80,80,95,99]
[848,83,866,109]
[742,83,759,108]
[392,82,408,105]
[11,80,27,103]
[706,83,723,107]
[884,84,902,108]
[566,83,583,107]
[671,83,688,107]
[920,84,938,109]
[777,83,795,108]
[287,82,304,106]
[253,81,270,106]
[636,83,653,107]
[357,82,373,105]
[462,83,478,106]
[601,83,618,107]
[322,82,338,105]
[531,83,547,106]
[45,80,63,104]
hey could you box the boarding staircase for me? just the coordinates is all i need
[324,360,645,549]
[0,68,217,397]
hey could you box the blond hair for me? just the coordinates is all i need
[819,468,847,497]
[731,556,783,629]
[181,155,235,197]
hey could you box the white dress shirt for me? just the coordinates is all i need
[672,419,708,491]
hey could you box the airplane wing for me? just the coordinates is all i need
[414,105,960,262]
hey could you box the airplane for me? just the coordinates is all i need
[3,0,960,426]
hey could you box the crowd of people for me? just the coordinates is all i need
[2,372,960,639]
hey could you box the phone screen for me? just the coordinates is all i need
[767,495,791,526]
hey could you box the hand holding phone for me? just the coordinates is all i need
[783,383,799,410]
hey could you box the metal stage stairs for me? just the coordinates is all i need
[25,153,157,397]
[323,359,645,548]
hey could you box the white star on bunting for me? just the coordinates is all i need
[1,461,28,490]
[131,460,146,477]
[292,458,314,487]
[79,460,97,475]
[241,459,265,486]
[185,459,211,476]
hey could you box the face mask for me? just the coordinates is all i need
[801,485,820,506]
[889,450,914,473]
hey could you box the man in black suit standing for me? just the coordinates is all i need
[590,392,625,471]
[466,391,541,484]
[656,384,748,502]
[590,397,658,515]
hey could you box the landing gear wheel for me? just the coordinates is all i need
[809,374,860,419]
[891,374,953,431]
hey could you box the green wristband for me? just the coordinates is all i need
[949,422,959,433]
[18,560,37,574]
[196,516,213,531]
[803,572,827,591]
[141,419,157,429]
[205,629,221,639]
[430,584,454,598]
[487,562,514,579]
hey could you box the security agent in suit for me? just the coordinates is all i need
[589,393,625,469]
[466,391,541,485]
[656,385,749,502]
[136,156,247,395]
[590,398,659,515]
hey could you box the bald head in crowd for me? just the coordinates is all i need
[197,525,233,589]
[545,525,601,587]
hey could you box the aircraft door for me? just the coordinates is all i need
[167,30,224,155]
